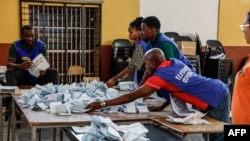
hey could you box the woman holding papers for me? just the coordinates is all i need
[6,25,58,86]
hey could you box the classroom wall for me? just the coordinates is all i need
[218,0,250,73]
[101,0,139,45]
[0,43,10,66]
[140,0,219,46]
[0,0,139,81]
[0,0,19,43]
[0,0,139,44]
[1,0,250,81]
[0,1,19,66]
[101,0,140,81]
[218,0,250,46]
[138,0,250,75]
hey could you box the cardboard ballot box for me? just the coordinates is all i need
[177,41,196,56]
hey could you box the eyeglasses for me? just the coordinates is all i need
[239,24,250,31]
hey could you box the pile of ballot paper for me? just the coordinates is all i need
[17,81,149,115]
[166,94,210,125]
[166,111,210,125]
[72,115,149,141]
[116,81,134,91]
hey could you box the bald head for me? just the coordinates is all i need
[143,48,165,65]
[143,48,165,74]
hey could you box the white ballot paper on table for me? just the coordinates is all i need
[28,53,50,77]
[166,111,210,125]
[167,94,210,125]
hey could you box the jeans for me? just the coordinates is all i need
[206,89,231,141]
[6,68,59,86]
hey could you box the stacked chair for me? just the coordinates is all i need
[194,33,206,74]
[203,58,233,84]
[173,35,193,43]
[186,55,201,74]
[110,39,134,81]
[164,32,180,41]
[203,40,233,84]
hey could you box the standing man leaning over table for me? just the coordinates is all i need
[87,48,230,141]
[6,25,58,86]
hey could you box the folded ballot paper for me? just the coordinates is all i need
[167,94,210,125]
[166,111,210,125]
[75,115,150,141]
[116,81,134,91]
[0,86,18,92]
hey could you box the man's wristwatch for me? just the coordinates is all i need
[100,101,106,107]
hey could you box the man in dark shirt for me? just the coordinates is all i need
[6,25,58,86]
[140,16,194,85]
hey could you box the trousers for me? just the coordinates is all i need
[206,89,231,141]
[6,68,59,86]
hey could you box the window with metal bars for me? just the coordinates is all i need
[20,1,102,84]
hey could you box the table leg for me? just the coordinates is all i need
[38,129,41,141]
[12,97,16,141]
[60,128,63,141]
[32,127,37,141]
[205,133,209,141]
[165,127,185,140]
[53,128,56,141]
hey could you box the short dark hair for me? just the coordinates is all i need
[21,25,33,33]
[129,17,144,30]
[142,16,161,30]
